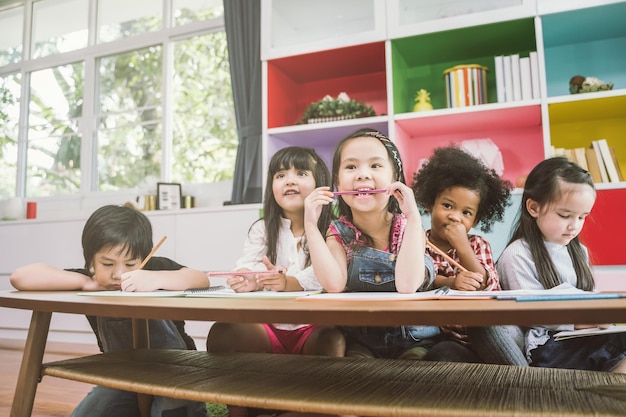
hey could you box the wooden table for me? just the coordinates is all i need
[4,290,626,417]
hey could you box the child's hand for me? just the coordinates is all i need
[452,270,484,291]
[442,217,470,249]
[257,256,287,291]
[304,186,333,227]
[120,270,161,292]
[82,278,107,292]
[227,271,260,293]
[389,182,420,219]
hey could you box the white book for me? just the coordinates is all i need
[529,51,541,99]
[573,147,588,171]
[591,140,610,183]
[494,55,505,103]
[519,57,533,100]
[502,55,513,102]
[596,139,620,183]
[510,54,522,101]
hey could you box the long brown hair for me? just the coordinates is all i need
[508,157,595,290]
[261,146,332,266]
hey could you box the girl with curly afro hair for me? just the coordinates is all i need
[411,145,513,347]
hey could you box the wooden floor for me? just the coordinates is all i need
[0,339,99,417]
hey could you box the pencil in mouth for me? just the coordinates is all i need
[333,189,388,196]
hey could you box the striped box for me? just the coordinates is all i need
[443,64,488,108]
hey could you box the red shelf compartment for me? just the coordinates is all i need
[267,42,387,128]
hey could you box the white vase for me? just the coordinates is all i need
[4,197,24,220]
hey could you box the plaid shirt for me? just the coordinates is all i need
[426,231,500,344]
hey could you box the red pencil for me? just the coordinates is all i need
[333,189,388,196]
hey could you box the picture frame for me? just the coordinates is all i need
[157,182,182,210]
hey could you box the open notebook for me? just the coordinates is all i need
[78,286,321,298]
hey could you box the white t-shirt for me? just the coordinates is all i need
[236,216,322,330]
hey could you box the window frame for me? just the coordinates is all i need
[0,0,228,202]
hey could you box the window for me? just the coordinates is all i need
[31,0,88,58]
[0,4,23,66]
[28,63,84,196]
[0,0,234,201]
[0,73,20,198]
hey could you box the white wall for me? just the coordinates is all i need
[0,204,261,350]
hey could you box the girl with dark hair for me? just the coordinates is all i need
[498,157,626,373]
[207,146,345,417]
[10,204,210,417]
[411,145,512,351]
[207,146,345,356]
[304,128,459,360]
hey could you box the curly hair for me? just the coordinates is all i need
[411,145,512,232]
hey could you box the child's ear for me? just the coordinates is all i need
[526,198,540,218]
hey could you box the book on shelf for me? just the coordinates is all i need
[609,146,624,182]
[510,54,522,101]
[551,146,565,158]
[585,147,604,183]
[529,51,541,99]
[573,147,588,171]
[563,148,577,165]
[502,55,513,103]
[494,55,505,103]
[519,56,533,100]
[591,140,610,183]
[594,139,620,183]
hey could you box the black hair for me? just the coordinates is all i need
[82,204,153,269]
[262,146,332,266]
[411,145,513,233]
[509,157,596,290]
[331,127,405,221]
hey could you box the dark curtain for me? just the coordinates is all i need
[224,0,262,204]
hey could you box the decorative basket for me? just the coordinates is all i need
[443,64,488,108]
[296,92,376,125]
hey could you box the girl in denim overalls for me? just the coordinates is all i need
[304,128,475,360]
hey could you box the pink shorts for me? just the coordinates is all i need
[262,324,317,354]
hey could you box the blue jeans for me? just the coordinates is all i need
[72,317,207,417]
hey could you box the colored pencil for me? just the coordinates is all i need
[137,235,167,270]
[333,189,388,196]
[426,240,468,273]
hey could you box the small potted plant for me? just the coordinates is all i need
[297,92,376,124]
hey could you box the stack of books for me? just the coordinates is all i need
[494,52,540,103]
[552,139,624,184]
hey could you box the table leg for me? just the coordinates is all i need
[10,311,51,417]
[132,318,152,417]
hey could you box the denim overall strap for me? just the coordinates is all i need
[332,219,398,292]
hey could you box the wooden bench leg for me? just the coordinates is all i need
[11,311,51,417]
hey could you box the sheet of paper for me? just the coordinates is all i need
[185,289,322,298]
[77,290,185,297]
[299,289,495,301]
[298,287,596,302]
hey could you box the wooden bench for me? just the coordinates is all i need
[43,349,626,416]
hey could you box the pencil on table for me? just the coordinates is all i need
[425,240,468,273]
[138,235,167,270]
